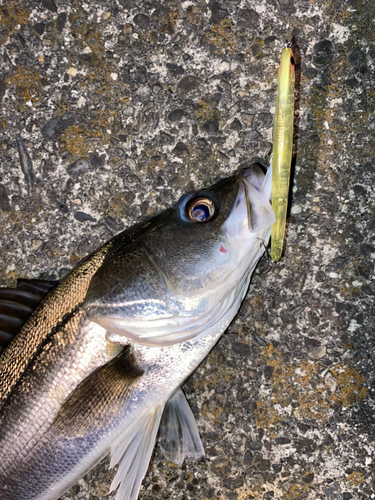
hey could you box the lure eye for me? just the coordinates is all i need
[187,198,215,222]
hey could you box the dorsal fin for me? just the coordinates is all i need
[0,279,58,355]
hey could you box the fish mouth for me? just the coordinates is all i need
[241,165,275,233]
[242,164,267,192]
[222,165,274,240]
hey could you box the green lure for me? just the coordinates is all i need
[271,47,295,261]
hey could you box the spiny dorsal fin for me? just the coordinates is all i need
[0,279,58,355]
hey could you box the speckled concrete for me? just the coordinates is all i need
[1,0,374,499]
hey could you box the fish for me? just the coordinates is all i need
[0,164,275,500]
[270,46,295,261]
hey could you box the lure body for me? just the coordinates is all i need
[271,47,295,261]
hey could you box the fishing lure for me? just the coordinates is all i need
[270,46,295,261]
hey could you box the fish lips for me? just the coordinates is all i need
[224,165,275,239]
[242,165,275,233]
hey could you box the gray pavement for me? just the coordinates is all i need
[0,0,374,498]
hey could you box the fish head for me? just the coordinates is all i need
[84,165,275,346]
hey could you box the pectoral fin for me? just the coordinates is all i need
[54,348,167,500]
[159,388,205,466]
[53,347,143,435]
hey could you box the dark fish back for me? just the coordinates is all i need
[0,242,112,406]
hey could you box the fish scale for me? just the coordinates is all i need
[0,243,112,404]
[0,311,121,495]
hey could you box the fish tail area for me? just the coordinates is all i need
[109,404,164,500]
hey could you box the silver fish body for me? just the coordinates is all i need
[0,165,275,500]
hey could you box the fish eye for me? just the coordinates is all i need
[187,197,215,222]
[291,56,295,66]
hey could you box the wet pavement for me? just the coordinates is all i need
[0,0,374,498]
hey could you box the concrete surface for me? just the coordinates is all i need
[0,0,374,499]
